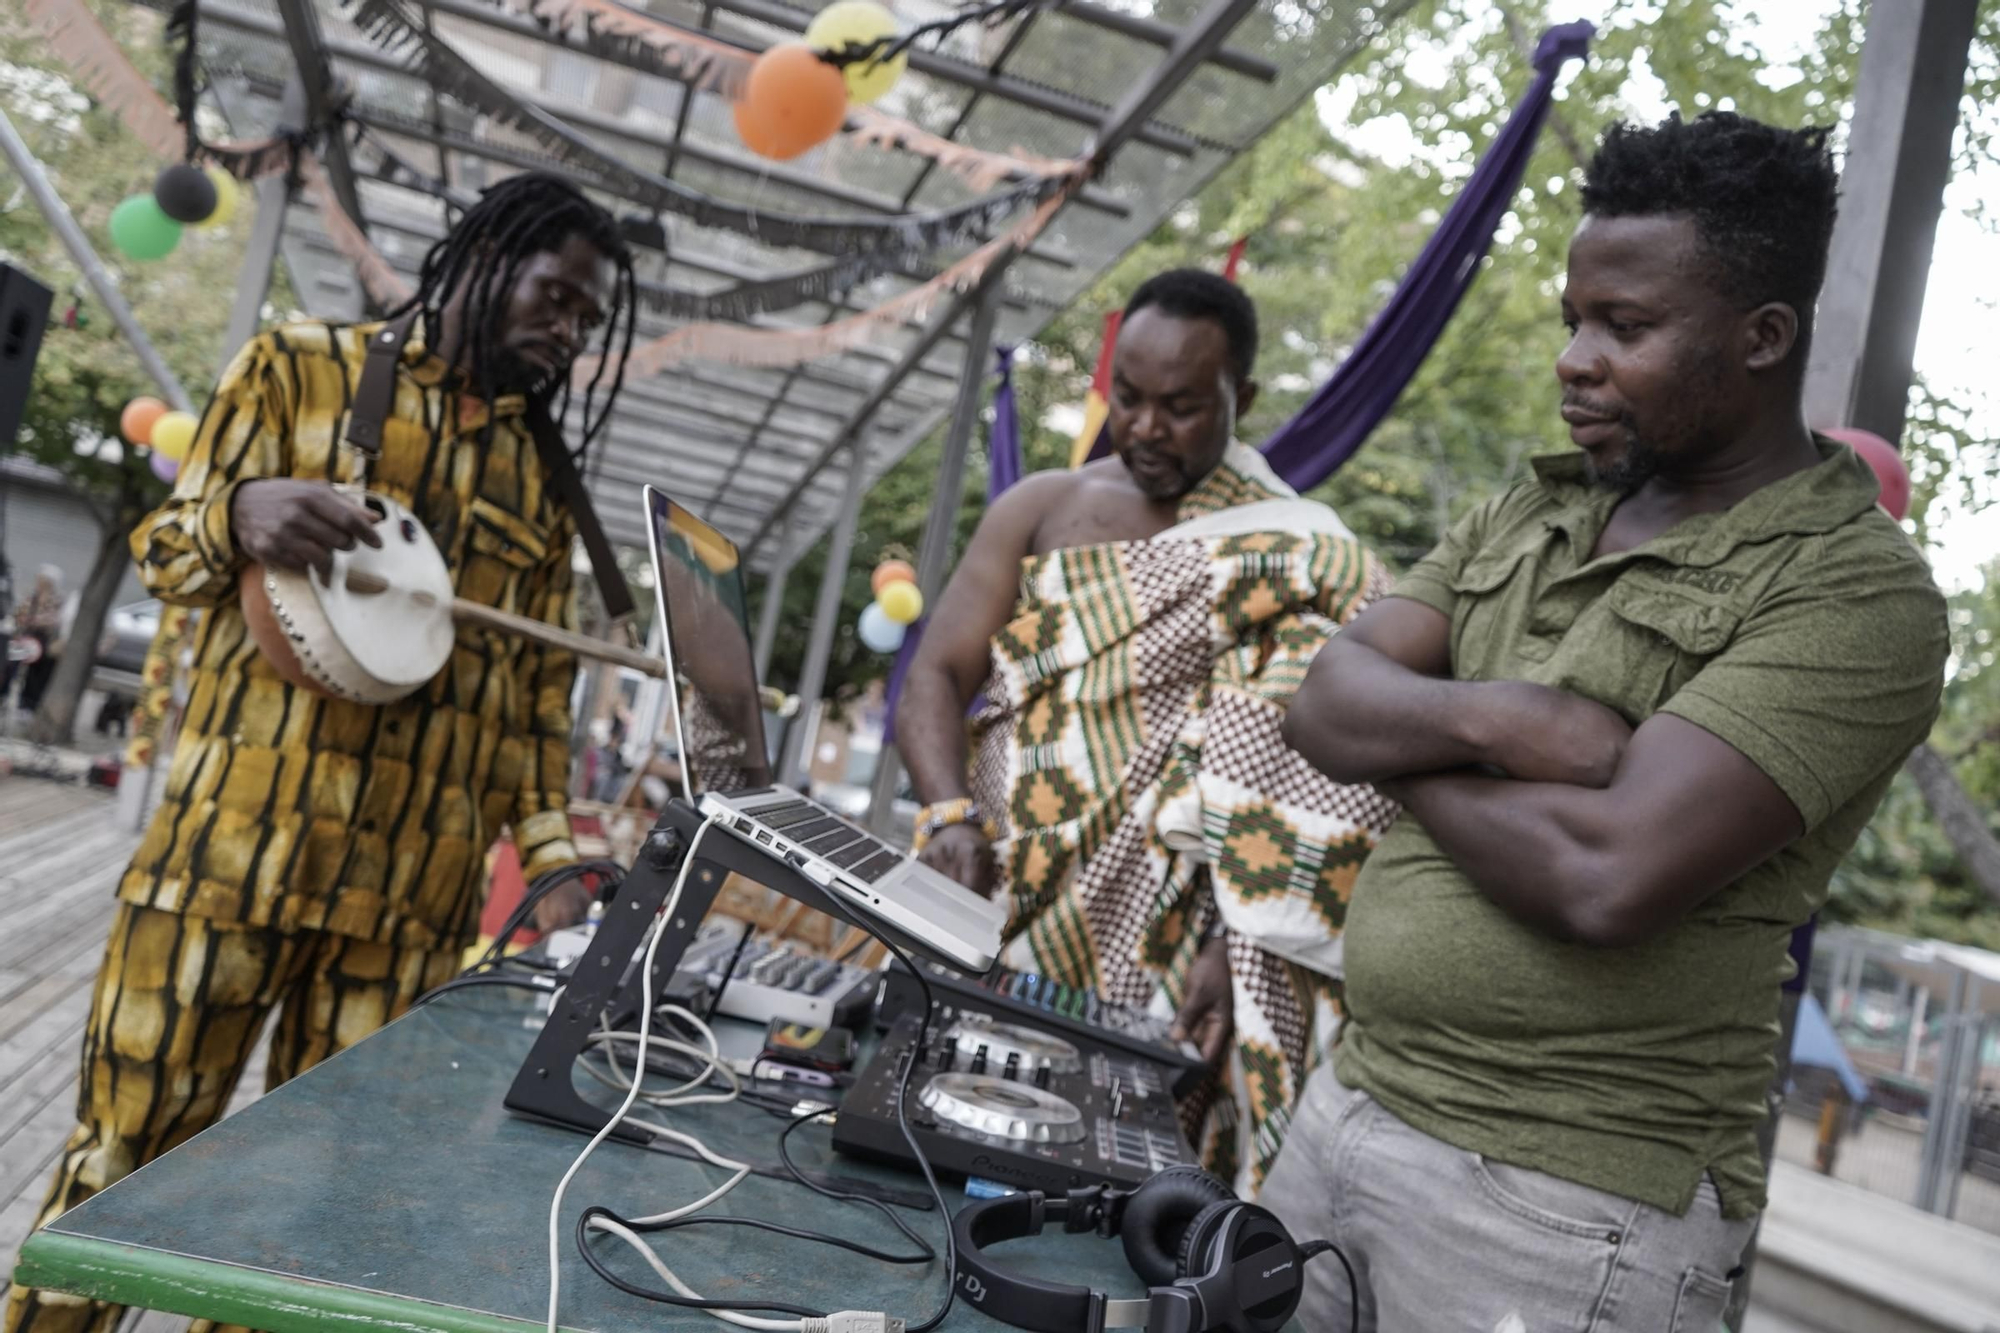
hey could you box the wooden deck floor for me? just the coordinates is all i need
[0,774,263,1333]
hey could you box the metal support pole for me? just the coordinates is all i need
[1904,985,1930,1076]
[0,107,192,413]
[867,285,1004,831]
[753,522,795,685]
[1938,978,1984,1219]
[778,441,869,788]
[1915,964,1969,1212]
[221,78,303,368]
[1802,0,1980,439]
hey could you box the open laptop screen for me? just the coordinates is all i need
[642,487,772,801]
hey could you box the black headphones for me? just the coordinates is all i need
[951,1166,1341,1333]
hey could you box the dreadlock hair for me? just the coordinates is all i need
[385,172,638,463]
[1124,268,1259,383]
[1580,111,1839,373]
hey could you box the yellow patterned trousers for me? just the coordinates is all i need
[4,904,459,1333]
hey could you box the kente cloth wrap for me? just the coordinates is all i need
[968,446,1399,1193]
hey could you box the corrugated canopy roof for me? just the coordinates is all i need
[143,0,1394,570]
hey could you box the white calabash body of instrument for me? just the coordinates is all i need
[240,492,456,705]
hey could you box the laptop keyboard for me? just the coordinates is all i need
[745,799,907,884]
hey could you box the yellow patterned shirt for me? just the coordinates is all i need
[123,321,581,947]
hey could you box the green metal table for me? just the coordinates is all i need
[12,987,1173,1332]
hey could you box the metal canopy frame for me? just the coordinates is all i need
[153,0,1397,579]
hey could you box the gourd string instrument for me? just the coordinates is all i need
[239,314,668,703]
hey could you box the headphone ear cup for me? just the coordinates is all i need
[1174,1200,1238,1279]
[1119,1166,1238,1287]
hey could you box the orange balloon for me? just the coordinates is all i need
[735,43,849,160]
[732,99,788,160]
[121,396,168,445]
[871,559,916,594]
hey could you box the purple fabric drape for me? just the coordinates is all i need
[988,345,1023,495]
[1255,20,1594,489]
[881,347,1022,743]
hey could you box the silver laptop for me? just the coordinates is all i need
[641,485,1006,973]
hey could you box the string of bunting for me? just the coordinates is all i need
[351,134,903,322]
[341,0,1077,262]
[485,0,1080,192]
[569,183,1073,375]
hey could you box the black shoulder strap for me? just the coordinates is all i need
[525,406,636,621]
[338,315,634,621]
[343,312,419,458]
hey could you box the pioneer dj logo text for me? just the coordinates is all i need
[969,1154,1046,1185]
[960,1275,988,1303]
[1262,1261,1294,1280]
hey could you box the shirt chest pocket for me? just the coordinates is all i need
[1571,580,1744,719]
[457,496,549,617]
[1447,542,1542,679]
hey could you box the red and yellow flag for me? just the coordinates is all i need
[1066,310,1122,468]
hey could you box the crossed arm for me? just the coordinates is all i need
[1281,599,1804,948]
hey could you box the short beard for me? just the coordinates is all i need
[488,348,558,396]
[1583,421,1662,493]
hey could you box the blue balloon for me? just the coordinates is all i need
[858,602,906,654]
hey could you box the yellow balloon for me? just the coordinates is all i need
[196,166,238,229]
[150,410,199,461]
[805,0,905,106]
[877,578,923,625]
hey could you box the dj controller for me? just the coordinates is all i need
[874,956,1207,1096]
[832,1003,1196,1194]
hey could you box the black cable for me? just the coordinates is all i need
[702,916,757,1024]
[824,0,1046,68]
[802,894,954,1333]
[473,859,625,974]
[413,974,552,1006]
[485,953,563,974]
[592,1211,931,1266]
[1298,1239,1362,1333]
[573,1208,828,1318]
[775,1106,937,1261]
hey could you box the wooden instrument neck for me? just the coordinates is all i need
[449,598,663,678]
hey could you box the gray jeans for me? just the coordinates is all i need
[1258,1061,1757,1332]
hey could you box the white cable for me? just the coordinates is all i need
[615,1114,751,1225]
[584,1030,731,1105]
[587,1010,743,1106]
[546,817,718,1333]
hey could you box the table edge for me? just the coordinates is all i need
[15,1228,556,1333]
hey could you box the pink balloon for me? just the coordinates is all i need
[1822,427,1910,522]
[149,449,179,483]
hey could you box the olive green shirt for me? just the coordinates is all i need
[1335,439,1948,1219]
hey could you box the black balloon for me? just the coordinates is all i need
[153,164,218,224]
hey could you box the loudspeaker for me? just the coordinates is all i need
[0,264,55,450]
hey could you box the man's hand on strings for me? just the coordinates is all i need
[232,480,382,582]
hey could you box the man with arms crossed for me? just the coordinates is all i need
[1261,112,1949,1330]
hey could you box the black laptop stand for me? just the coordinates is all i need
[502,798,948,1143]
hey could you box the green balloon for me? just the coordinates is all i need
[109,194,182,261]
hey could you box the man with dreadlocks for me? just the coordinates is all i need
[5,173,639,1333]
[1260,112,1949,1330]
